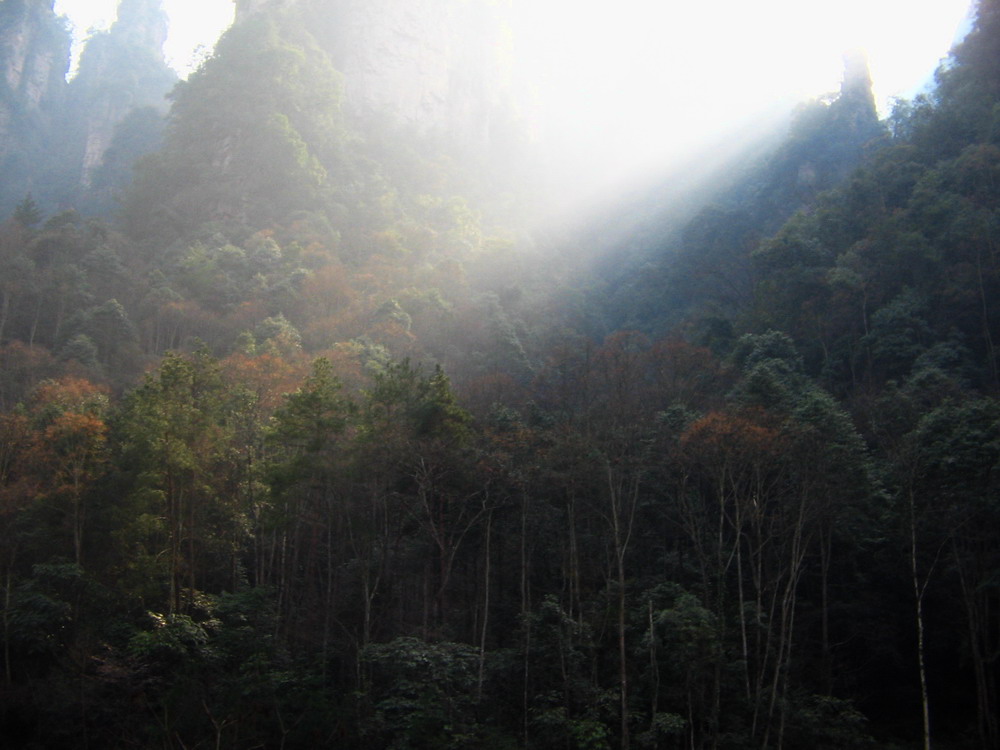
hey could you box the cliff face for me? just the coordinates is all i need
[237,0,514,150]
[2,0,517,217]
[0,0,177,216]
[836,51,881,138]
[67,0,176,186]
[0,0,70,162]
[322,0,510,145]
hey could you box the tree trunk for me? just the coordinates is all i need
[909,488,932,750]
[0,290,11,346]
[607,462,639,750]
[478,508,492,702]
[3,558,13,686]
[521,490,531,747]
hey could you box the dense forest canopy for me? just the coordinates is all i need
[1,1,999,748]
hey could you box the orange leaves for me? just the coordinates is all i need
[648,337,727,407]
[530,331,734,435]
[0,376,109,562]
[30,376,109,416]
[679,410,785,488]
[681,411,780,457]
[299,263,358,319]
[220,345,370,419]
[593,330,650,397]
[220,350,309,416]
[39,411,107,452]
[24,378,110,489]
[24,376,110,477]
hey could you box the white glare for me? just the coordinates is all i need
[55,0,971,193]
[55,0,233,78]
[511,0,972,191]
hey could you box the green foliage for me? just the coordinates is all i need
[362,360,471,444]
[128,610,212,664]
[362,637,484,749]
[911,397,1000,497]
[58,333,99,366]
[5,565,76,658]
[254,313,303,353]
[730,329,804,374]
[13,195,42,229]
[123,13,345,238]
[269,357,349,457]
[861,288,932,379]
[514,597,615,750]
[4,2,1000,748]
[783,695,875,749]
[112,350,248,612]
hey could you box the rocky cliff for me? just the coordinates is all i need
[0,0,70,198]
[237,0,514,150]
[2,0,518,218]
[0,1,68,122]
[0,0,177,216]
[67,0,176,187]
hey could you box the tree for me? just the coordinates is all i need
[122,13,345,239]
[265,357,351,649]
[24,377,110,565]
[903,399,1000,750]
[13,195,42,230]
[114,350,243,613]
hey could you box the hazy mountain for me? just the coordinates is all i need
[67,0,176,189]
[0,0,71,214]
[0,0,175,216]
[1,2,999,749]
[235,0,516,151]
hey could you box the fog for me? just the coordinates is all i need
[56,0,971,208]
[55,0,234,75]
[509,0,972,203]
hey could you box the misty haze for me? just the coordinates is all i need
[0,1,997,748]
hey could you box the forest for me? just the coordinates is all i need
[0,0,999,748]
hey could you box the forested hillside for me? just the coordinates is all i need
[0,1,998,748]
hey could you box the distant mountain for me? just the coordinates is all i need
[0,0,71,214]
[119,0,528,246]
[235,0,516,152]
[0,0,175,217]
[1,3,999,749]
[68,0,176,189]
[580,52,885,339]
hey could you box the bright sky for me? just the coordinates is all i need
[55,0,973,189]
[511,0,974,188]
[55,0,234,77]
